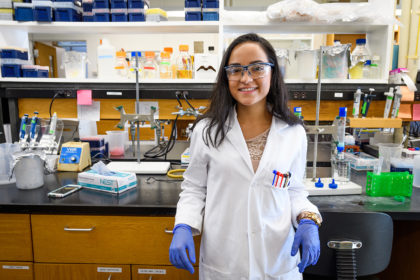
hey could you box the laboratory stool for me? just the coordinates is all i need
[303,211,393,280]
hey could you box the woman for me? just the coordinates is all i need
[169,33,321,279]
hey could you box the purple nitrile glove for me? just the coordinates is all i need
[169,223,196,274]
[291,219,320,273]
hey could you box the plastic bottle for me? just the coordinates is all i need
[337,107,347,155]
[143,51,158,79]
[362,60,372,79]
[352,88,362,118]
[370,55,381,79]
[159,51,172,79]
[349,39,370,79]
[164,47,176,79]
[115,49,129,79]
[130,51,143,79]
[383,87,394,118]
[176,45,192,79]
[97,38,116,79]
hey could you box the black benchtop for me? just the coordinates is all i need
[1,171,420,221]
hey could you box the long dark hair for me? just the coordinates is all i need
[195,33,302,148]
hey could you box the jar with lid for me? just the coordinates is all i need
[143,51,158,79]
[159,51,172,79]
[176,44,192,79]
[164,47,176,79]
[114,49,129,79]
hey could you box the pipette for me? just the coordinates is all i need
[19,114,29,140]
[352,88,362,118]
[383,88,394,118]
[30,111,39,140]
[361,88,375,118]
[391,86,402,119]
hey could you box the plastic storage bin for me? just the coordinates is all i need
[1,47,27,59]
[110,0,126,9]
[82,0,93,12]
[33,1,53,22]
[0,8,13,20]
[21,65,38,77]
[93,8,109,21]
[202,0,219,8]
[111,8,127,21]
[345,152,379,171]
[1,64,21,77]
[37,65,49,77]
[185,0,200,8]
[366,171,413,197]
[13,2,33,21]
[54,3,82,21]
[185,10,201,21]
[127,0,144,9]
[202,10,218,21]
[83,11,93,21]
[128,8,143,21]
[0,0,13,9]
[93,0,108,9]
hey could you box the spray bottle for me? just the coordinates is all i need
[352,88,362,118]
[383,87,394,118]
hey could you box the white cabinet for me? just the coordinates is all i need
[0,0,395,84]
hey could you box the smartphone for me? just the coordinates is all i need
[47,185,82,198]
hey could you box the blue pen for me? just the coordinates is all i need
[30,111,39,139]
[272,170,277,185]
[19,114,29,140]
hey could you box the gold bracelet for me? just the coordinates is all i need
[297,211,321,227]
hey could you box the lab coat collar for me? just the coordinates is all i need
[224,106,289,175]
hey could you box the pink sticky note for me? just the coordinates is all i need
[77,90,92,105]
[413,104,420,121]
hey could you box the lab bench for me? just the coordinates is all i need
[1,171,420,279]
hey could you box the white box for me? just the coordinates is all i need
[194,53,218,80]
[77,169,137,194]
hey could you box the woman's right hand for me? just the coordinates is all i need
[169,224,196,274]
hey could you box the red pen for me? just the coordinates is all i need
[279,173,284,188]
[275,172,280,187]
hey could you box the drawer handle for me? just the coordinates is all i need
[64,226,95,232]
[164,228,174,234]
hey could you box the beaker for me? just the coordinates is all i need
[106,131,125,156]
[331,155,350,183]
[0,143,20,184]
[275,48,289,78]
[321,44,350,79]
[63,51,87,79]
[378,143,402,172]
[13,152,45,190]
[295,50,317,80]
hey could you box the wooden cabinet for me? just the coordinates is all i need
[131,265,198,280]
[34,263,130,280]
[0,214,33,262]
[0,262,34,280]
[31,215,200,265]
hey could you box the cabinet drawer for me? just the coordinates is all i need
[32,215,200,264]
[34,263,130,280]
[0,262,34,280]
[132,265,198,280]
[0,214,33,261]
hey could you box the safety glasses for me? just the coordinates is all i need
[224,62,274,81]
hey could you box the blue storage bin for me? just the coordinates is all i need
[54,3,82,21]
[82,2,93,12]
[37,66,49,77]
[93,10,109,21]
[111,8,127,21]
[83,14,94,21]
[185,11,201,21]
[1,64,21,77]
[110,0,126,9]
[19,50,29,60]
[202,0,218,8]
[21,65,38,77]
[202,11,218,21]
[93,0,108,9]
[1,48,20,59]
[127,0,143,9]
[13,2,34,21]
[33,1,53,22]
[128,9,143,21]
[185,0,200,8]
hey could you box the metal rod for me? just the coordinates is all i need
[135,53,141,163]
[312,47,323,181]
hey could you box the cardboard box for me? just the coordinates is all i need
[77,169,137,194]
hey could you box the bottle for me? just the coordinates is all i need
[164,47,176,79]
[293,107,302,119]
[159,51,172,79]
[370,55,381,79]
[176,44,192,79]
[143,51,158,79]
[362,59,372,79]
[97,38,116,79]
[352,88,362,118]
[115,49,129,79]
[130,51,143,79]
[349,39,370,79]
[337,107,347,155]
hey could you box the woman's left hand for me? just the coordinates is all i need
[291,219,320,273]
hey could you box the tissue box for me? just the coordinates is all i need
[77,169,137,193]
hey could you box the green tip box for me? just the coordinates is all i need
[366,171,413,197]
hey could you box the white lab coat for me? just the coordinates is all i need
[175,107,320,280]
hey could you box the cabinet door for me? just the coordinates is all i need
[34,263,130,280]
[132,265,198,280]
[31,215,200,264]
[0,262,34,280]
[0,214,33,261]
